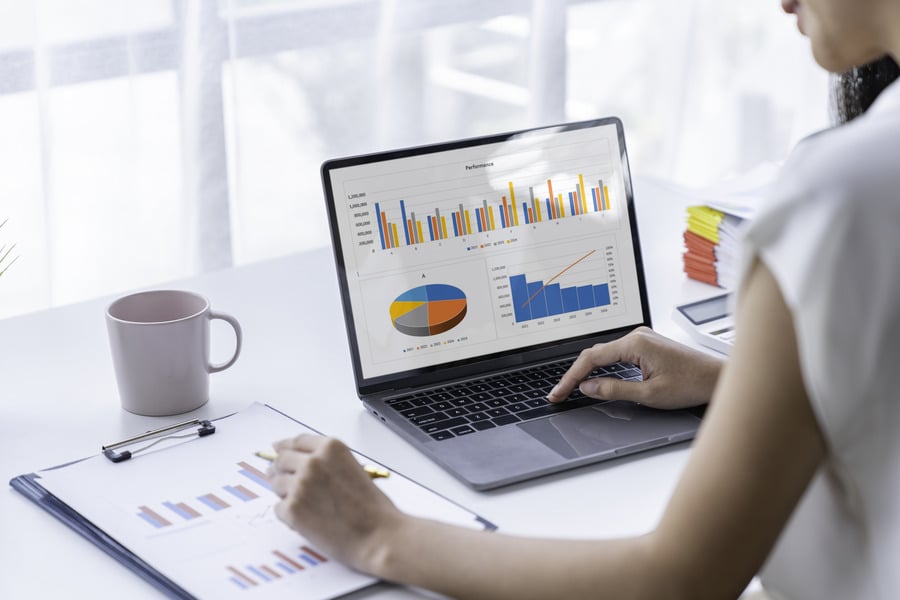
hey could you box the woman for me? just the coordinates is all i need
[268,1,900,597]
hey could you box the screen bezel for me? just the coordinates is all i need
[675,293,732,326]
[321,118,652,396]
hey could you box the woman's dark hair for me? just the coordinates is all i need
[833,55,900,123]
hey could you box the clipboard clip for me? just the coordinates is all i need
[102,418,216,463]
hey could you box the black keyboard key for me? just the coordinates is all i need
[526,398,546,407]
[508,393,528,402]
[431,392,453,402]
[389,400,413,411]
[489,388,513,398]
[468,382,491,392]
[523,389,547,399]
[492,414,520,426]
[410,412,446,426]
[433,401,453,412]
[604,363,625,373]
[621,368,641,379]
[472,421,496,431]
[467,402,489,413]
[451,425,476,436]
[486,399,507,408]
[411,397,431,407]
[386,395,414,405]
[401,406,434,418]
[466,412,491,422]
[422,417,469,434]
[448,388,469,398]
[431,430,454,441]
[486,407,509,418]
[446,407,467,418]
[507,402,530,413]
[471,392,492,402]
[508,383,530,393]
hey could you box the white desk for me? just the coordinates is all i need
[0,178,721,599]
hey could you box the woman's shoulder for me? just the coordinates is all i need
[780,88,900,212]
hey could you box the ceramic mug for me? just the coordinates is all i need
[106,290,242,416]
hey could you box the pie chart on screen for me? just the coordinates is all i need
[390,284,468,337]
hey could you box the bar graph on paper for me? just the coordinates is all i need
[227,545,330,590]
[495,246,621,325]
[136,459,272,529]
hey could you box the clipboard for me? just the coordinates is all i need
[9,403,496,599]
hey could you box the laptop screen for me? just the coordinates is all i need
[322,118,650,390]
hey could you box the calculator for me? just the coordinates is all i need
[672,293,734,355]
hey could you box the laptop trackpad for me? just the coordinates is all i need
[517,401,675,459]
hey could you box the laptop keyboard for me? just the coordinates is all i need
[384,360,642,442]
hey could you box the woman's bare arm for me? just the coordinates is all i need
[270,259,826,600]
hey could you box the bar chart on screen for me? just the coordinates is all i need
[340,124,623,270]
[491,242,624,331]
[360,173,617,252]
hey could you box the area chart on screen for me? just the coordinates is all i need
[390,284,468,336]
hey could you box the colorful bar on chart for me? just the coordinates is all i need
[274,550,306,572]
[302,545,329,563]
[137,505,171,528]
[260,565,282,579]
[197,493,230,511]
[238,461,272,491]
[375,202,386,249]
[163,501,201,521]
[224,484,258,502]
[247,565,271,582]
[509,182,519,226]
[579,174,588,214]
[400,200,410,245]
[228,566,257,587]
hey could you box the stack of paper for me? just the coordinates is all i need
[680,162,776,289]
[683,204,746,289]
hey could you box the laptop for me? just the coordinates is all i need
[321,118,702,490]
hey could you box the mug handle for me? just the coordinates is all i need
[208,311,243,373]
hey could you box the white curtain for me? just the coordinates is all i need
[0,0,829,320]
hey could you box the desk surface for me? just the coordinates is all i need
[0,177,722,599]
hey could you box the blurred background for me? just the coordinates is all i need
[0,0,829,320]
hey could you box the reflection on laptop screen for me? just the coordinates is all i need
[326,121,646,381]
